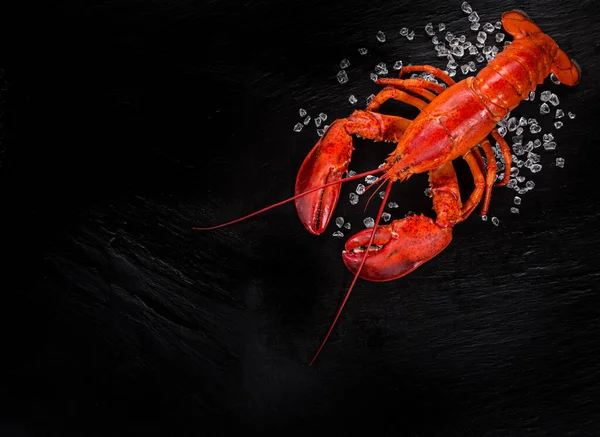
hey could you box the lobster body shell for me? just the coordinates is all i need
[387,28,575,180]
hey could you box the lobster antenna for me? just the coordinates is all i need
[192,169,384,231]
[309,180,393,366]
[363,175,390,213]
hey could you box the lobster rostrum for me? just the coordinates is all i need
[195,11,580,365]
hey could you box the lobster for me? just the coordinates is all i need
[194,10,580,365]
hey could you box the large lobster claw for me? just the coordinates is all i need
[294,119,354,235]
[341,215,453,281]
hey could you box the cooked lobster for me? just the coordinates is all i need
[195,10,580,365]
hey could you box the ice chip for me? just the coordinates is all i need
[407,30,415,41]
[358,48,368,55]
[303,115,311,125]
[382,212,391,222]
[529,91,535,101]
[365,175,378,184]
[367,93,375,104]
[483,22,495,33]
[425,22,434,36]
[481,215,488,221]
[344,222,351,229]
[491,216,499,226]
[461,64,469,74]
[337,70,349,84]
[349,192,359,205]
[555,108,564,119]
[468,12,480,22]
[526,180,535,189]
[510,207,520,214]
[319,112,327,121]
[370,73,378,82]
[438,23,446,32]
[540,103,550,114]
[340,58,350,69]
[495,32,505,42]
[356,183,366,195]
[388,202,399,208]
[299,108,307,117]
[363,217,375,228]
[471,22,481,31]
[293,123,303,132]
[549,93,560,106]
[477,31,487,44]
[461,2,472,13]
[550,73,561,85]
[376,31,386,42]
[349,95,358,104]
[568,111,576,119]
[393,60,403,70]
[400,28,409,36]
[335,217,344,228]
[556,157,565,168]
[554,121,563,129]
[514,196,522,205]
[530,164,542,173]
[332,231,344,238]
[540,90,552,102]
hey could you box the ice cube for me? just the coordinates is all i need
[483,22,495,33]
[425,22,435,36]
[376,31,386,42]
[349,192,359,205]
[471,22,481,31]
[540,103,550,114]
[481,215,488,221]
[319,112,327,121]
[550,73,561,85]
[461,1,472,13]
[438,23,446,32]
[549,93,560,106]
[526,180,535,189]
[365,175,378,184]
[382,212,391,222]
[349,95,358,104]
[337,70,349,84]
[299,108,307,117]
[303,115,311,125]
[468,12,480,22]
[393,60,403,70]
[293,123,303,132]
[332,231,344,238]
[568,111,576,119]
[344,222,351,229]
[370,73,378,82]
[555,108,564,119]
[407,30,415,41]
[400,28,409,36]
[388,202,399,208]
[477,31,487,44]
[510,207,520,214]
[340,58,350,69]
[363,217,375,228]
[514,196,521,205]
[556,157,565,168]
[356,184,366,195]
[495,33,505,42]
[491,216,499,226]
[528,91,535,101]
[335,217,344,228]
[358,48,368,55]
[554,121,563,129]
[530,164,542,173]
[540,90,551,102]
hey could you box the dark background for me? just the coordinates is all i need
[1,0,599,435]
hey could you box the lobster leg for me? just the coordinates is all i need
[460,149,487,220]
[478,139,498,216]
[342,161,461,281]
[398,65,456,87]
[295,111,413,235]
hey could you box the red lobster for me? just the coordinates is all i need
[195,11,580,365]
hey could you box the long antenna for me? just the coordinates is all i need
[192,169,384,231]
[309,180,393,366]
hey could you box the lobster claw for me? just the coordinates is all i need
[295,119,354,235]
[341,215,453,281]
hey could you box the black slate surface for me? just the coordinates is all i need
[1,0,599,435]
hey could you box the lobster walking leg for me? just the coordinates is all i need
[398,65,456,87]
[478,139,499,216]
[460,150,486,220]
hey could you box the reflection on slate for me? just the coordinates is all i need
[0,0,599,435]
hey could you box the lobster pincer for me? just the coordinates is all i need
[294,110,412,235]
[342,161,461,281]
